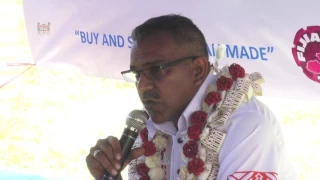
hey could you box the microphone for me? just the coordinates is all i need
[102,110,148,180]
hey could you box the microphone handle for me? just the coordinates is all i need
[102,128,139,180]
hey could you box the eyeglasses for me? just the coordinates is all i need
[121,56,199,83]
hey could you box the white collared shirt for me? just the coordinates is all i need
[134,73,298,180]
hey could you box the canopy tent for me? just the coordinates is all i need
[1,0,320,101]
[0,1,34,89]
[1,1,320,179]
[7,0,318,101]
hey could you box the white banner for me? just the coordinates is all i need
[22,0,320,101]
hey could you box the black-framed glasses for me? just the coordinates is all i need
[121,56,199,83]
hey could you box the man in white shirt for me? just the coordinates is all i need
[85,14,298,180]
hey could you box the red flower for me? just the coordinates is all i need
[217,76,233,91]
[136,163,149,176]
[205,91,221,106]
[229,63,245,80]
[190,111,207,126]
[139,176,150,180]
[183,141,198,158]
[187,158,205,176]
[142,141,157,156]
[187,125,202,141]
[140,127,148,142]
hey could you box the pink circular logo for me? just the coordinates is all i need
[292,26,320,83]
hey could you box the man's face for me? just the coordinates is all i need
[130,31,197,124]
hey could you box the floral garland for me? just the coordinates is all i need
[130,46,265,180]
[135,127,169,180]
[179,63,247,180]
[133,62,257,179]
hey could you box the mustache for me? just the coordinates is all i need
[139,91,160,100]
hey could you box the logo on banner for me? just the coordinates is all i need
[227,171,278,180]
[37,22,51,35]
[292,26,320,83]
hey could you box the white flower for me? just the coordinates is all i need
[181,149,189,163]
[187,173,196,180]
[199,146,206,162]
[179,167,189,180]
[220,65,232,77]
[206,84,217,94]
[145,153,161,168]
[148,167,165,180]
[207,110,219,123]
[155,130,165,136]
[246,85,254,100]
[153,135,168,150]
[199,127,210,140]
[216,44,227,60]
[202,102,209,113]
[198,164,212,180]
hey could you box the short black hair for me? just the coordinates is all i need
[131,14,208,58]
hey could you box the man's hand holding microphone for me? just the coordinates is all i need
[85,110,148,180]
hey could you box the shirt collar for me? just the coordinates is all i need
[146,73,216,138]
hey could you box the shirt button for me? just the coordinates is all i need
[177,138,183,144]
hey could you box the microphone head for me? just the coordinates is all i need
[125,110,148,132]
